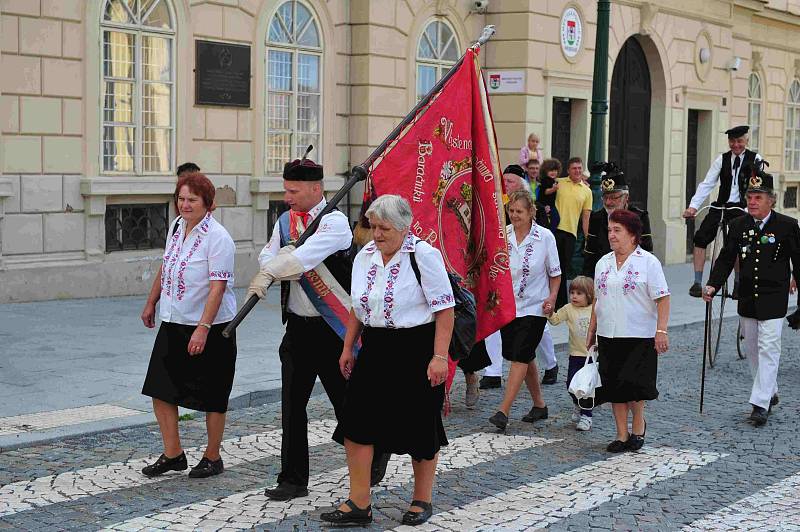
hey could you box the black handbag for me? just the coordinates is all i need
[409,246,477,361]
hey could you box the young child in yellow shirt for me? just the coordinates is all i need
[547,276,595,431]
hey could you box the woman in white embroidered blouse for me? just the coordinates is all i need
[587,209,670,454]
[488,190,561,432]
[140,172,237,479]
[322,195,454,527]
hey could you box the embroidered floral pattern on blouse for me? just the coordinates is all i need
[622,269,640,295]
[430,294,454,307]
[517,242,535,298]
[359,263,378,324]
[401,232,417,252]
[382,263,401,328]
[161,226,182,296]
[209,270,233,280]
[596,268,610,296]
[653,288,669,297]
[175,214,211,302]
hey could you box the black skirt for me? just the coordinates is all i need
[458,340,492,373]
[595,336,658,405]
[500,316,547,363]
[332,323,448,461]
[142,322,237,413]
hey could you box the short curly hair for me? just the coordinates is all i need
[539,158,562,180]
[174,172,216,211]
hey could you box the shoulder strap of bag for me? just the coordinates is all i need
[169,217,181,238]
[408,239,422,285]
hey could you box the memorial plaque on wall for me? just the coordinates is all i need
[195,40,251,107]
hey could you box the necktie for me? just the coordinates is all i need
[754,218,763,231]
[296,211,310,229]
[733,155,741,173]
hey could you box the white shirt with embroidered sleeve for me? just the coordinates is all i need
[507,223,561,317]
[594,246,670,338]
[159,212,237,325]
[351,234,455,328]
[257,198,353,316]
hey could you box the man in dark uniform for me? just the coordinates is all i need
[704,170,800,426]
[582,162,653,277]
[684,125,761,298]
[247,155,388,500]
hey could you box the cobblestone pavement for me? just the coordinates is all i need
[2,318,800,531]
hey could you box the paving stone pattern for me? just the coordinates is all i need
[2,317,800,531]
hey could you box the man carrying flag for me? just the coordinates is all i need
[247,155,387,501]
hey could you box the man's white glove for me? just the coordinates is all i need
[264,245,305,281]
[246,270,275,300]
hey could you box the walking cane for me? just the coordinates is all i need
[221,25,499,339]
[699,299,710,413]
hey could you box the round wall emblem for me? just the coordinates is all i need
[560,7,583,59]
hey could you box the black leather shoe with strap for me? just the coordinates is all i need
[264,482,309,501]
[320,499,372,525]
[141,452,187,477]
[188,456,224,478]
[401,500,433,526]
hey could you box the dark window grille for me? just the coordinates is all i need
[105,203,169,252]
[785,186,798,209]
[267,200,290,241]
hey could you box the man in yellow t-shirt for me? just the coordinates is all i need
[554,157,593,307]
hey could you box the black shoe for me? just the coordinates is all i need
[141,452,187,477]
[370,452,391,487]
[689,282,703,298]
[541,366,558,385]
[188,456,224,478]
[521,405,548,423]
[479,376,501,389]
[606,438,630,453]
[769,394,779,412]
[627,422,646,451]
[731,282,740,300]
[264,482,309,501]
[489,411,508,431]
[320,499,372,525]
[402,500,433,526]
[749,405,768,426]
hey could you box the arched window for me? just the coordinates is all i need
[101,0,175,174]
[785,80,800,171]
[416,20,459,101]
[747,73,762,152]
[266,0,322,174]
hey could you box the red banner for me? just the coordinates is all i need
[365,48,514,341]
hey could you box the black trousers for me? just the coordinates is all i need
[555,229,576,308]
[277,314,346,488]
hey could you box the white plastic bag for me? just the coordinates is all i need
[568,346,602,409]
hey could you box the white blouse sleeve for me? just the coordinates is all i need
[544,231,562,277]
[414,242,455,311]
[208,230,235,282]
[646,255,670,300]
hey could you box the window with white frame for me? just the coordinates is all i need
[785,80,800,171]
[747,73,762,152]
[101,0,175,174]
[266,0,322,174]
[416,20,459,101]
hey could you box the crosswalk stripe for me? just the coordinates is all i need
[393,447,725,531]
[103,432,561,530]
[0,405,144,436]
[682,472,800,531]
[0,419,336,518]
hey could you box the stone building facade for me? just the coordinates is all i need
[1,0,800,302]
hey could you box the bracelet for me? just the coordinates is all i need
[432,354,448,362]
[198,322,212,330]
[656,329,668,335]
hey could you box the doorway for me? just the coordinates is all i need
[551,98,571,175]
[609,37,652,209]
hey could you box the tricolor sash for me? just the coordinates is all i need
[278,211,356,349]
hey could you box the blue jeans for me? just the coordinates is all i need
[567,355,593,417]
